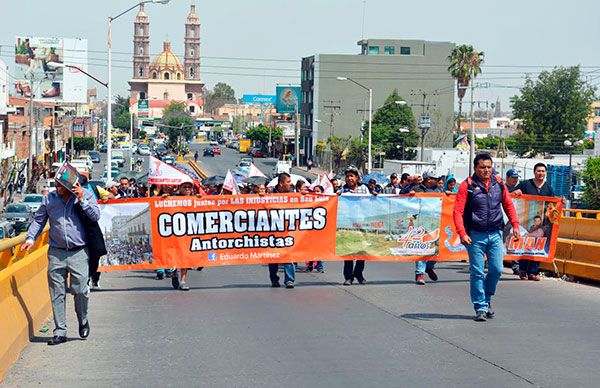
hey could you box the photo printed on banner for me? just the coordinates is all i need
[97,202,153,269]
[336,195,443,257]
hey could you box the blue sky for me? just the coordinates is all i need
[2,0,599,110]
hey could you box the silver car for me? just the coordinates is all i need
[22,194,44,212]
[1,204,32,223]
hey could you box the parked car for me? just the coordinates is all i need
[101,170,120,182]
[112,156,125,168]
[238,160,251,169]
[210,141,219,146]
[14,221,31,236]
[100,144,107,153]
[138,145,151,155]
[212,146,221,155]
[89,151,101,163]
[163,156,176,166]
[203,147,214,157]
[0,220,15,240]
[22,194,44,212]
[156,145,168,157]
[72,158,93,170]
[252,149,266,158]
[1,204,32,223]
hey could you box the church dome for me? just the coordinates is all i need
[149,41,184,80]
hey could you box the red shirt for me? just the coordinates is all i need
[453,177,520,238]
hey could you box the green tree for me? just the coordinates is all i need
[327,136,350,171]
[448,45,484,133]
[582,157,600,209]
[160,102,195,151]
[203,82,237,113]
[111,95,131,130]
[346,137,367,169]
[73,137,95,152]
[510,66,596,155]
[245,125,282,144]
[370,90,418,160]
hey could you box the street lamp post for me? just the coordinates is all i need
[337,76,372,173]
[564,139,584,204]
[398,127,409,160]
[107,0,170,178]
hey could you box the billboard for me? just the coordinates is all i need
[138,99,149,118]
[14,36,88,103]
[275,86,301,113]
[242,94,276,104]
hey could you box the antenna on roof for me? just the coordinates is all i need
[361,1,366,40]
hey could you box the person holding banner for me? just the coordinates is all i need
[513,163,554,281]
[338,166,370,286]
[21,178,101,344]
[453,153,520,322]
[268,173,296,288]
[412,171,442,285]
[168,181,196,291]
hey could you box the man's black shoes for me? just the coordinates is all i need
[47,336,67,346]
[79,321,90,338]
[474,311,487,322]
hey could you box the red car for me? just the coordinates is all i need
[212,146,221,155]
[252,149,266,158]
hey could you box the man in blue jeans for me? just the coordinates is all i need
[412,171,442,285]
[268,173,296,288]
[453,153,521,321]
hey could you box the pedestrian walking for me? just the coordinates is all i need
[453,153,520,321]
[268,173,296,288]
[337,166,370,285]
[21,178,101,344]
[504,169,521,275]
[194,151,199,163]
[513,163,555,281]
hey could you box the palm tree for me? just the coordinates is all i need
[448,45,484,134]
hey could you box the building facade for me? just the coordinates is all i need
[301,39,456,162]
[128,3,204,119]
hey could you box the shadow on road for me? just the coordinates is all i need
[400,313,474,321]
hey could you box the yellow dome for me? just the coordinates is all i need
[150,41,183,72]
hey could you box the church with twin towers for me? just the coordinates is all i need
[129,2,204,117]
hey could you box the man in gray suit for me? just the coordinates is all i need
[21,179,100,345]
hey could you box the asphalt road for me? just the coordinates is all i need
[4,260,600,388]
[5,142,600,387]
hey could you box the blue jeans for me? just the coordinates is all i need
[268,263,295,284]
[415,260,436,275]
[466,230,504,312]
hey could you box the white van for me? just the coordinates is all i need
[275,160,291,175]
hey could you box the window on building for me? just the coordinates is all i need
[187,93,193,100]
[138,66,143,77]
[140,92,146,100]
[189,67,194,78]
[139,26,144,35]
[152,72,157,79]
[368,46,380,55]
[176,73,182,80]
[163,92,169,100]
[189,106,195,113]
[595,107,600,117]
[139,47,144,55]
[594,122,600,131]
[384,46,395,55]
[164,72,169,80]
[190,48,194,56]
[191,26,195,38]
[400,46,411,55]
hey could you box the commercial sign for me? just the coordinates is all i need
[14,36,88,103]
[275,86,301,114]
[138,99,149,118]
[242,94,276,104]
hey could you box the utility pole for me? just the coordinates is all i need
[323,100,341,172]
[410,89,437,161]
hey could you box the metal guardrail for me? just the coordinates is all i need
[562,208,600,220]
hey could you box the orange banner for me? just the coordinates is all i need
[151,193,338,268]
